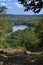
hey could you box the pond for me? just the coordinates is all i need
[13,25,28,32]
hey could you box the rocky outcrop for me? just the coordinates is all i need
[0,48,27,56]
[0,48,43,65]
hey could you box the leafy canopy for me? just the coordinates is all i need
[18,0,43,13]
[0,6,7,14]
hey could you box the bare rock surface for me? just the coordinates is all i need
[0,48,43,65]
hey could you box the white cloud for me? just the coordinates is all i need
[1,2,12,9]
[1,3,6,6]
[15,2,23,8]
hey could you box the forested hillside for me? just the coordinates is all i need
[0,14,43,25]
[0,14,43,51]
[0,0,43,64]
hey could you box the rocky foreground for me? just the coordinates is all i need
[0,48,43,65]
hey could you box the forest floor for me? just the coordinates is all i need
[0,48,43,65]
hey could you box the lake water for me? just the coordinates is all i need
[13,25,28,32]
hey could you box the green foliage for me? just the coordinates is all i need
[0,15,43,51]
[18,0,43,13]
[6,18,43,50]
[0,18,13,48]
[0,14,43,26]
[6,28,39,50]
[34,18,43,48]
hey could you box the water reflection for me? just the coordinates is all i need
[13,25,28,32]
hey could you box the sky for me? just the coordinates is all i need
[0,0,43,15]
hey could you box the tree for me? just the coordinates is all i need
[0,6,7,14]
[34,18,43,48]
[18,0,43,13]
